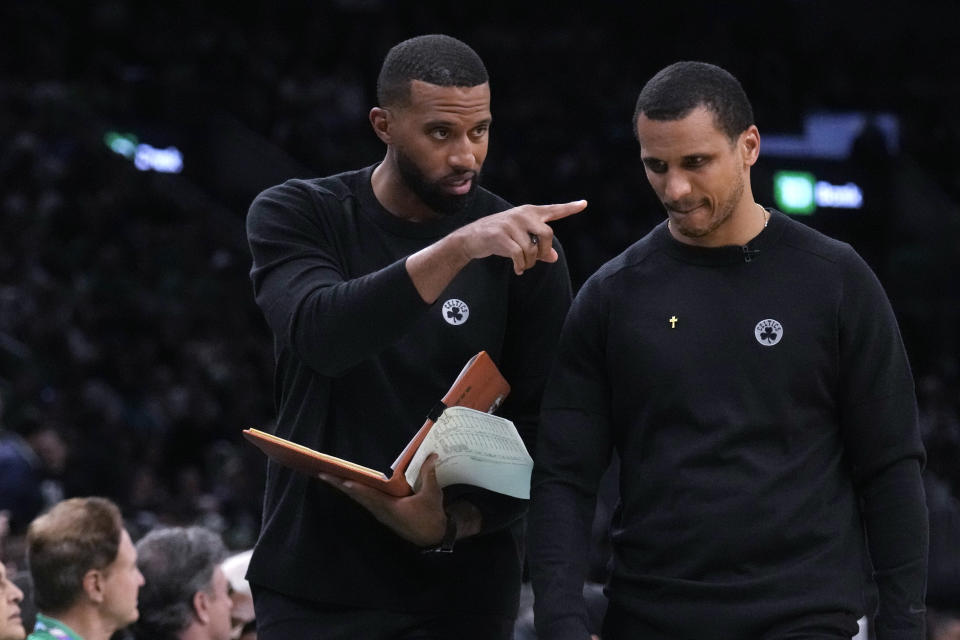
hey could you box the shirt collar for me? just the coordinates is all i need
[33,613,85,640]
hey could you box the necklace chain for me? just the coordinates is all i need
[666,203,769,234]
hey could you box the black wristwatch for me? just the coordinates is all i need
[423,514,458,554]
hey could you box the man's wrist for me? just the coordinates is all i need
[422,513,458,554]
[442,226,475,266]
[420,501,483,553]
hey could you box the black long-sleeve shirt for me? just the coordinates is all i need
[245,165,572,616]
[529,210,927,639]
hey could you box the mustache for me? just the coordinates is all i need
[664,199,705,212]
[440,170,478,184]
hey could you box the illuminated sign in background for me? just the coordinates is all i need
[104,131,184,174]
[759,111,896,217]
[773,171,863,215]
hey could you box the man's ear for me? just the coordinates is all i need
[370,107,392,144]
[81,569,104,604]
[192,590,210,625]
[741,125,760,167]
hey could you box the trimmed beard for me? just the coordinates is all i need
[395,148,480,216]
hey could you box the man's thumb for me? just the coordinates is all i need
[418,453,440,493]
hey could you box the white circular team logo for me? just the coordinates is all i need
[754,319,784,346]
[442,299,470,326]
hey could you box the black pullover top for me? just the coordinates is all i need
[246,166,572,616]
[530,210,927,639]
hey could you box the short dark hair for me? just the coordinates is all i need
[26,497,124,613]
[133,527,227,640]
[633,61,754,142]
[376,34,488,107]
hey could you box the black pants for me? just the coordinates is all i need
[253,585,515,640]
[602,601,860,640]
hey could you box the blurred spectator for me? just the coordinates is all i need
[928,608,960,640]
[25,497,144,640]
[219,550,254,640]
[0,419,67,536]
[235,623,255,640]
[133,526,232,640]
[0,562,26,640]
[926,472,960,612]
[0,515,7,560]
[920,371,960,497]
[7,572,33,640]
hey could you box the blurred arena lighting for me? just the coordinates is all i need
[763,112,899,160]
[103,131,184,174]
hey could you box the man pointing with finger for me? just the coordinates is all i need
[244,34,584,640]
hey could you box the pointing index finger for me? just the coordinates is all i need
[535,199,588,222]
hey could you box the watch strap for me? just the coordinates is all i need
[422,514,457,554]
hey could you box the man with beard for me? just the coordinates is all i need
[244,34,585,640]
[528,61,928,639]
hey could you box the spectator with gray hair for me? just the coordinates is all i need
[132,527,232,640]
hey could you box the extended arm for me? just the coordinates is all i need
[405,200,585,303]
[247,181,585,375]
